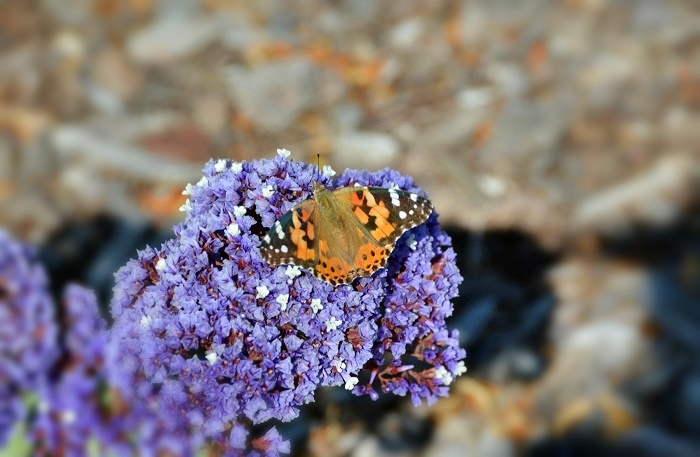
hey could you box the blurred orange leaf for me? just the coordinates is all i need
[136,187,186,218]
[527,39,549,72]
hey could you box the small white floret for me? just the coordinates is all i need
[227,223,240,237]
[285,265,301,280]
[140,315,152,326]
[197,176,208,187]
[37,400,49,414]
[214,159,227,173]
[322,165,336,177]
[179,199,192,212]
[233,206,247,218]
[182,183,193,196]
[455,361,468,376]
[325,316,342,332]
[60,410,76,424]
[434,366,454,385]
[277,148,291,158]
[205,352,218,365]
[406,233,417,250]
[155,257,167,271]
[231,162,243,173]
[310,298,323,313]
[276,293,289,311]
[256,285,270,299]
[344,376,359,390]
[331,359,347,372]
[262,185,275,198]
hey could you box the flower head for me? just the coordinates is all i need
[0,231,57,445]
[110,156,465,449]
[28,285,201,456]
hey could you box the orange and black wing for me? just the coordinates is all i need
[260,200,318,270]
[333,186,433,247]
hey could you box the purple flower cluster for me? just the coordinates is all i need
[110,155,466,452]
[0,231,201,456]
[0,230,57,445]
[29,285,113,455]
[29,285,202,456]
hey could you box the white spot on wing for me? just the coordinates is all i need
[389,190,400,207]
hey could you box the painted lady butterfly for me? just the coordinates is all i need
[261,181,433,285]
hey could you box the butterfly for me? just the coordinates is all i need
[261,181,433,285]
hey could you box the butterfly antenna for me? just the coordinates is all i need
[316,154,320,182]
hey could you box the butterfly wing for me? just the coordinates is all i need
[313,186,433,283]
[261,185,433,286]
[260,200,318,270]
[333,186,433,247]
[313,235,366,285]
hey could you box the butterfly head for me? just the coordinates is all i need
[312,180,327,195]
[312,181,335,211]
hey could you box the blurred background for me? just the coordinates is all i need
[2,0,700,455]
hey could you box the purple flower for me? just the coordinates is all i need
[0,230,57,445]
[0,231,205,455]
[29,285,201,456]
[110,156,466,450]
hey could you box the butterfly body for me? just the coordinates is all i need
[261,181,433,285]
